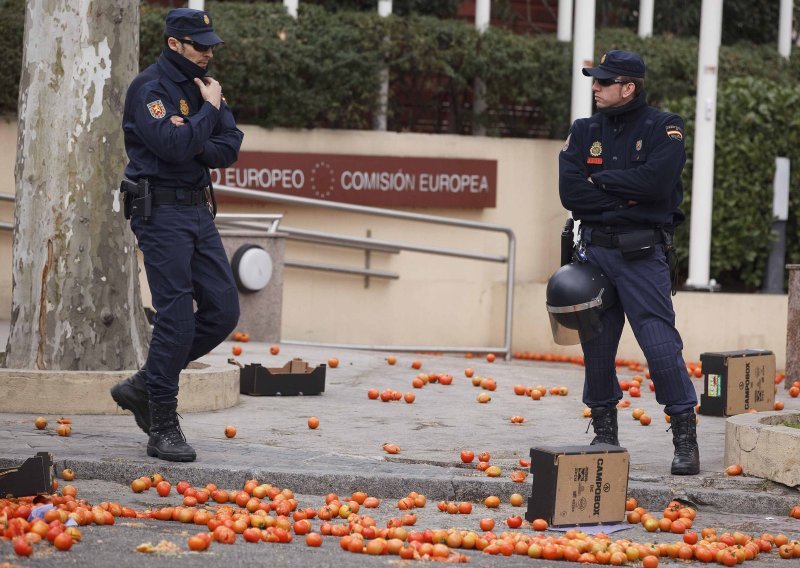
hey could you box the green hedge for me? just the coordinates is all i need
[5,1,800,289]
[0,0,25,113]
[666,79,800,291]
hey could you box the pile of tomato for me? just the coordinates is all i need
[3,474,799,563]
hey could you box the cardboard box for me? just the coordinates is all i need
[239,359,326,396]
[699,350,775,416]
[0,452,54,498]
[525,445,629,527]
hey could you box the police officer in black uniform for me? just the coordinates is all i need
[111,8,243,462]
[559,50,699,475]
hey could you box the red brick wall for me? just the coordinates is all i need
[457,0,558,35]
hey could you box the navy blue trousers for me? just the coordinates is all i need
[580,241,697,416]
[131,204,239,404]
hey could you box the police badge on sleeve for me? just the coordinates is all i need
[147,100,166,119]
[666,125,683,141]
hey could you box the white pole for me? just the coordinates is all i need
[473,0,490,135]
[475,0,490,33]
[284,0,298,18]
[638,0,654,38]
[779,0,792,59]
[686,0,722,289]
[773,158,791,222]
[374,0,392,131]
[557,0,573,42]
[188,0,204,9]
[570,0,596,123]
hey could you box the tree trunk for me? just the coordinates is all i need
[5,0,149,370]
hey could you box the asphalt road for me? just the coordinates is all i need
[1,478,798,567]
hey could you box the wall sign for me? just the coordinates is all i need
[212,151,497,208]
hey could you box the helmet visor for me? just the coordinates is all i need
[545,288,607,346]
[547,309,604,345]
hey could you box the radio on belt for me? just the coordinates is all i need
[525,444,629,528]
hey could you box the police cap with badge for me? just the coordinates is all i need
[164,8,224,47]
[582,50,646,79]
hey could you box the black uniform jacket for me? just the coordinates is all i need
[122,53,243,190]
[559,95,687,231]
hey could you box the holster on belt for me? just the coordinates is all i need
[560,217,575,266]
[119,178,151,221]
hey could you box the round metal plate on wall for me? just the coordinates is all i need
[231,244,272,293]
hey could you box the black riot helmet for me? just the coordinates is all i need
[545,262,617,345]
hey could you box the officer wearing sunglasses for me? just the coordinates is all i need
[113,8,243,463]
[558,50,700,476]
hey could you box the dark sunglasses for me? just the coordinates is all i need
[174,37,215,52]
[594,77,629,87]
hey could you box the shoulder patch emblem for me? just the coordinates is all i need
[147,100,166,119]
[561,133,571,152]
[179,99,189,116]
[635,139,642,151]
[666,125,683,141]
[589,141,603,157]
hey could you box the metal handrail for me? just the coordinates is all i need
[0,188,517,358]
[213,184,516,360]
[215,213,283,233]
[285,259,399,280]
[1,194,14,233]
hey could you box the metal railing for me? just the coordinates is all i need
[0,193,12,232]
[213,184,516,360]
[0,189,517,359]
[215,212,283,234]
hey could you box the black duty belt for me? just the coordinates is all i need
[590,229,663,248]
[151,188,208,206]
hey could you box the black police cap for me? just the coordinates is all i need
[165,8,223,46]
[582,50,645,80]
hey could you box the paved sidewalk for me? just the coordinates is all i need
[1,332,798,518]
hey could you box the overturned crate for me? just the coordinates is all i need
[0,452,55,498]
[240,358,326,396]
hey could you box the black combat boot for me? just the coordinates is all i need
[670,411,700,475]
[588,406,619,446]
[110,370,150,434]
[147,401,196,462]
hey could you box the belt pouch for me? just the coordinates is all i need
[617,231,656,261]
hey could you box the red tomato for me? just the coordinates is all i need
[187,533,210,551]
[242,527,262,543]
[13,536,33,556]
[505,515,523,529]
[293,519,311,535]
[213,525,237,544]
[54,531,74,551]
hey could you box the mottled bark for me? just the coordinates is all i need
[5,0,149,370]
